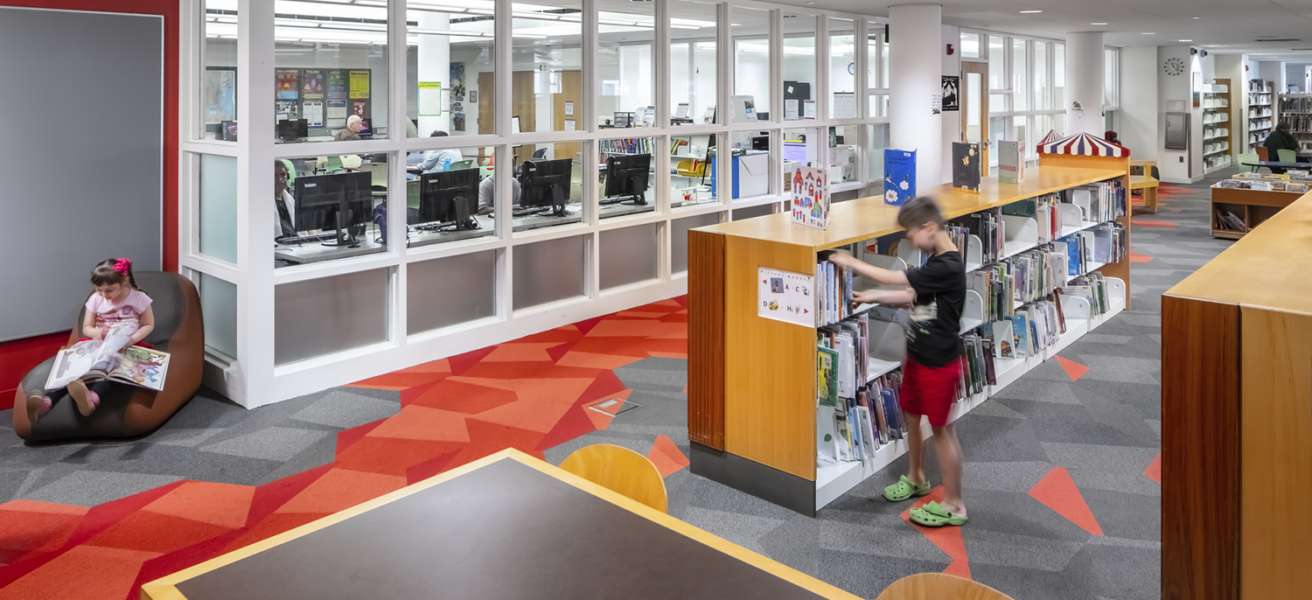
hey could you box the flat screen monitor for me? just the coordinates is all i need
[277,118,308,142]
[290,171,373,246]
[783,141,807,164]
[418,168,480,230]
[358,118,374,139]
[518,158,573,215]
[603,153,651,205]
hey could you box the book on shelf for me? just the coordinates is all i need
[998,140,1024,184]
[952,207,1004,265]
[884,149,917,206]
[951,142,982,193]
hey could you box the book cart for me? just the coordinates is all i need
[688,139,1131,515]
[1163,192,1312,600]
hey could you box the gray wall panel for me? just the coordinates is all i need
[275,269,390,365]
[0,8,163,341]
[513,236,585,310]
[407,251,497,335]
[671,213,721,274]
[599,224,659,290]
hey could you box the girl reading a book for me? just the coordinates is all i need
[27,258,155,421]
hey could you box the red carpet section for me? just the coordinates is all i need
[0,297,688,600]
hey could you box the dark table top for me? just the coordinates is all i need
[146,451,856,600]
[1241,161,1306,169]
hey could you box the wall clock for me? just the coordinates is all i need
[1163,57,1185,76]
[848,62,856,75]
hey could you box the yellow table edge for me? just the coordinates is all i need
[139,449,861,600]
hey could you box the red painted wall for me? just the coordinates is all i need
[0,0,178,407]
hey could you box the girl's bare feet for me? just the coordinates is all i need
[68,380,100,417]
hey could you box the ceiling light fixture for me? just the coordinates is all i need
[1142,32,1155,35]
[1091,22,1107,25]
[1193,16,1201,19]
[1180,39,1192,42]
[1019,10,1042,14]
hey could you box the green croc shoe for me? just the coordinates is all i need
[882,475,932,502]
[910,501,967,527]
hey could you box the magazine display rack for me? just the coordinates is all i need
[687,150,1131,516]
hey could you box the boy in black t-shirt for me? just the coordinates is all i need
[828,196,968,527]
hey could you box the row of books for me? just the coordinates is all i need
[817,315,870,405]
[986,297,1067,360]
[815,254,854,327]
[1003,194,1061,244]
[1281,95,1312,114]
[1067,272,1116,317]
[952,207,1005,266]
[1071,180,1127,224]
[960,334,995,397]
[1005,248,1065,307]
[1058,222,1129,274]
[1283,113,1312,134]
[598,137,655,157]
[824,373,906,463]
[970,264,1017,323]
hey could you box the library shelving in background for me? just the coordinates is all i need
[1278,92,1312,149]
[687,143,1131,516]
[1203,79,1233,174]
[1164,191,1312,600]
[1248,79,1275,152]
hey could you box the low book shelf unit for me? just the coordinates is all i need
[688,151,1131,516]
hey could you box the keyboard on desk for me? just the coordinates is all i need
[276,232,338,245]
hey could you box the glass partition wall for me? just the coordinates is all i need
[183,0,895,407]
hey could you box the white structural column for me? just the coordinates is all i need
[889,4,942,187]
[417,12,452,136]
[1065,32,1105,136]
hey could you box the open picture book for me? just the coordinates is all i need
[45,340,171,392]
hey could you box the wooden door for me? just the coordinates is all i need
[961,61,990,176]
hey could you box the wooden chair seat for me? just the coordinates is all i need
[875,573,1014,600]
[560,444,668,513]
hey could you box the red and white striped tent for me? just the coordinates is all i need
[1038,132,1128,157]
[1039,130,1058,146]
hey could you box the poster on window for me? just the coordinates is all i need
[276,69,299,100]
[302,69,324,100]
[327,70,349,99]
[941,75,959,111]
[352,99,367,118]
[349,70,370,99]
[203,68,236,124]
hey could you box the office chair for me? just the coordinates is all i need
[451,159,475,171]
[1278,148,1297,164]
[532,148,548,160]
[325,155,345,174]
[1256,146,1270,161]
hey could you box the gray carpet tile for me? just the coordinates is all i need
[1,385,399,505]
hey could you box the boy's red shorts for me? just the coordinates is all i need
[900,357,963,427]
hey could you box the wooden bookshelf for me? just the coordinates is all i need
[688,153,1132,515]
[1210,184,1304,239]
[1163,191,1312,600]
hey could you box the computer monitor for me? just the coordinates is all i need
[783,141,808,164]
[518,158,573,217]
[603,153,651,206]
[751,135,770,151]
[219,120,238,141]
[290,172,373,247]
[277,118,308,142]
[358,118,374,139]
[417,168,480,231]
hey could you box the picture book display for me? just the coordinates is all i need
[758,267,815,327]
[952,142,981,192]
[884,149,916,206]
[998,140,1024,184]
[46,340,170,392]
[790,166,831,229]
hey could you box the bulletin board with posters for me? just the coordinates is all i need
[273,68,371,137]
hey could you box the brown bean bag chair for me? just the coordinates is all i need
[12,272,204,442]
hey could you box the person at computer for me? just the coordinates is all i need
[1264,122,1301,173]
[421,131,465,173]
[274,160,297,240]
[335,115,364,142]
[478,171,521,216]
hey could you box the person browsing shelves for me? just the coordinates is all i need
[1263,122,1300,173]
[827,196,969,528]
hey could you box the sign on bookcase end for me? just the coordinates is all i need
[790,166,831,230]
